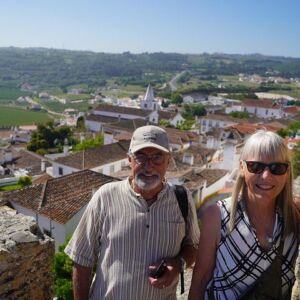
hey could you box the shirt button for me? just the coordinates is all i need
[146,225,150,228]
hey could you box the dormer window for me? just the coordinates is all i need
[183,153,194,165]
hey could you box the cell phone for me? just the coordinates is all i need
[150,259,167,278]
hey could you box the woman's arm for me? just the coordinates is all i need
[188,203,221,300]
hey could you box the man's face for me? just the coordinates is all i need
[128,147,170,192]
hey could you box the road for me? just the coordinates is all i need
[169,71,187,91]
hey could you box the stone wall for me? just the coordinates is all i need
[0,206,55,300]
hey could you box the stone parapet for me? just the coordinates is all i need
[0,206,54,300]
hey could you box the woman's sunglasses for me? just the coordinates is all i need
[244,161,289,175]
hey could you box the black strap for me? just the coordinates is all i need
[174,185,188,223]
[174,185,188,294]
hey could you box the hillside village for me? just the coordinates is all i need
[0,78,300,299]
[0,80,299,298]
[1,83,300,252]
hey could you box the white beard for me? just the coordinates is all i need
[134,171,161,191]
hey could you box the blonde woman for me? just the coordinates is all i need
[189,131,299,300]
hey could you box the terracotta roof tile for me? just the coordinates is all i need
[3,170,119,224]
[86,114,123,123]
[94,104,151,117]
[158,110,176,120]
[6,149,51,176]
[228,123,278,135]
[242,99,281,109]
[183,169,228,190]
[103,119,151,132]
[54,141,130,169]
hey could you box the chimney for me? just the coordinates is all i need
[63,138,69,155]
[41,159,46,172]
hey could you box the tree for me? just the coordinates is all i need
[17,176,32,187]
[276,121,300,138]
[73,134,104,151]
[176,119,195,131]
[159,119,172,127]
[288,121,300,134]
[277,128,290,138]
[76,116,86,130]
[27,122,74,154]
[229,111,249,119]
[170,92,183,105]
[292,142,300,178]
[182,103,206,119]
[53,238,73,300]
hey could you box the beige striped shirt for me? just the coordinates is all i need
[65,178,199,300]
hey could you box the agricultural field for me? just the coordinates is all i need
[103,84,146,98]
[0,105,52,126]
[0,87,32,100]
[41,100,94,113]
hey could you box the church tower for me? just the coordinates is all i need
[140,84,159,111]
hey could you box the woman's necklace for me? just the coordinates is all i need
[246,206,275,249]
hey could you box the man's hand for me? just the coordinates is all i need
[148,257,181,289]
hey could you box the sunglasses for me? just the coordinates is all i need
[132,153,166,166]
[244,161,289,175]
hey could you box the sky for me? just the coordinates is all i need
[1,0,299,58]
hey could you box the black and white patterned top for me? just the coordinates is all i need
[205,198,298,300]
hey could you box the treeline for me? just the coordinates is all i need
[1,47,300,90]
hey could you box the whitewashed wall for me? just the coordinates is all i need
[52,163,78,177]
[10,202,66,252]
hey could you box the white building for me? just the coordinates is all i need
[3,170,118,251]
[51,140,130,177]
[225,99,282,119]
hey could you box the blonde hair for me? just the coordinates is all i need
[229,130,298,236]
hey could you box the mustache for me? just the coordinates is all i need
[136,170,160,177]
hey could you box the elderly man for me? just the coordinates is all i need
[65,125,199,300]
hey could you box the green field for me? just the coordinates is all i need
[0,87,32,100]
[0,105,52,126]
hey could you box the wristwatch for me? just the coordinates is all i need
[178,256,186,272]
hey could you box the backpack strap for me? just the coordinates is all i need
[174,185,189,295]
[174,185,188,223]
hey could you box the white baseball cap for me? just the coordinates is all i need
[129,125,170,153]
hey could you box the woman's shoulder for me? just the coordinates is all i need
[217,197,233,215]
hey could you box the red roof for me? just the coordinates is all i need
[3,170,119,224]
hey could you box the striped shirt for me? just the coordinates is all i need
[205,198,298,300]
[65,178,200,300]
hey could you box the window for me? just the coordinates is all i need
[58,167,63,176]
[144,103,147,108]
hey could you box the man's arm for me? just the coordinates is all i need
[73,263,93,300]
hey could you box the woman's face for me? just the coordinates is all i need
[240,156,289,203]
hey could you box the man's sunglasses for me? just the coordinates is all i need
[132,153,166,165]
[244,161,289,175]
